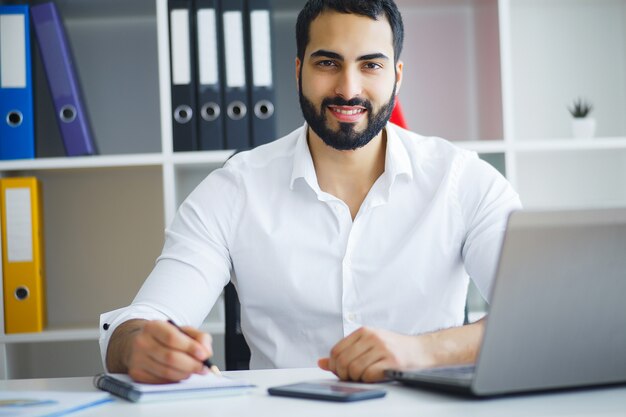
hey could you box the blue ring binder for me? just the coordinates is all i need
[7,110,24,127]
[0,5,35,160]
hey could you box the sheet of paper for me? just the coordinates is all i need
[0,391,111,417]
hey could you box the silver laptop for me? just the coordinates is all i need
[386,208,626,396]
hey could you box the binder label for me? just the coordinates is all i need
[250,10,272,88]
[170,9,191,85]
[0,14,26,88]
[197,8,218,86]
[5,187,33,262]
[223,11,246,88]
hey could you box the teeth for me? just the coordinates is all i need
[331,107,364,116]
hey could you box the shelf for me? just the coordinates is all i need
[454,140,507,153]
[3,137,625,173]
[170,150,236,166]
[0,149,248,172]
[512,137,626,153]
[0,327,100,344]
[0,149,236,172]
[31,0,161,160]
[452,136,626,154]
[0,321,226,345]
[0,153,164,172]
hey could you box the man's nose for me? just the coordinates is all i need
[334,67,362,100]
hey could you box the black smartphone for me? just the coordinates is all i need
[267,382,387,402]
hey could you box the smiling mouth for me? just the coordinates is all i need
[327,105,367,121]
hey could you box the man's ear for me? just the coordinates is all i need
[295,57,302,92]
[394,60,404,95]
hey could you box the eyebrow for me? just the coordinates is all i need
[309,49,389,62]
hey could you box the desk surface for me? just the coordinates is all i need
[2,368,625,416]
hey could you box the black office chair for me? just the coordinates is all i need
[224,282,251,370]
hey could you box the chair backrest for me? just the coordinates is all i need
[224,282,251,370]
[223,280,468,370]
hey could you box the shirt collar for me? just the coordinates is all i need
[383,122,414,184]
[289,123,319,191]
[289,122,414,193]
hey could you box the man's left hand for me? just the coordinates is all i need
[318,327,434,382]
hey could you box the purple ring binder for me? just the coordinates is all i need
[31,2,97,156]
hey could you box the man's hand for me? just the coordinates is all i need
[318,327,431,382]
[106,319,214,384]
[319,321,485,382]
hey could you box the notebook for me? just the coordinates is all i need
[94,372,254,403]
[386,208,626,397]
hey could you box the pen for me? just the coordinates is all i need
[167,319,222,376]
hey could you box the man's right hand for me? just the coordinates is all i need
[105,319,214,383]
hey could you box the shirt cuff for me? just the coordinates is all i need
[98,306,170,372]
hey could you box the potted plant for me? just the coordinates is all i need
[568,98,595,139]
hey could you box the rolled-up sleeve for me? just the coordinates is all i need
[456,154,522,303]
[99,163,242,370]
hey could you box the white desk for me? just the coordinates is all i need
[2,368,625,416]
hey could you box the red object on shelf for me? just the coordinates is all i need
[390,98,407,129]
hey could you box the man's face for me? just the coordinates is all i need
[296,11,402,151]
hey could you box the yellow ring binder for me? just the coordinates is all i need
[1,177,46,334]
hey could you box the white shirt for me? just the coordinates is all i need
[100,123,521,370]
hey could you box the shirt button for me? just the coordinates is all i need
[346,313,356,322]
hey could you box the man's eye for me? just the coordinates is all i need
[317,60,336,67]
[364,62,382,70]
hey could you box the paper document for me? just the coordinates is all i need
[0,391,111,417]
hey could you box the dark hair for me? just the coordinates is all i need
[296,0,404,63]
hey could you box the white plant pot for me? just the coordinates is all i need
[572,117,596,139]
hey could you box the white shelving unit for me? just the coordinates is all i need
[1,0,625,379]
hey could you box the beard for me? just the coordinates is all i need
[298,79,396,151]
